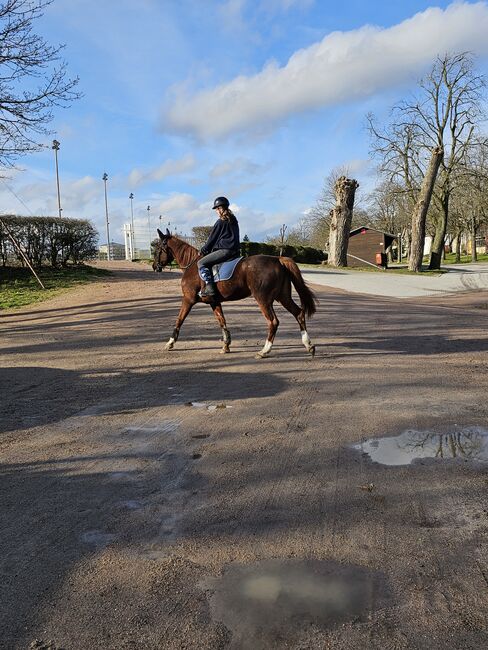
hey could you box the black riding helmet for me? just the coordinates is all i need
[212,196,230,210]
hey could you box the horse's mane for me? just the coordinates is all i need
[169,235,199,268]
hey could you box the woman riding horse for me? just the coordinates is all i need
[198,196,240,298]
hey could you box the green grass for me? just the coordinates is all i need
[0,265,112,310]
[442,252,488,264]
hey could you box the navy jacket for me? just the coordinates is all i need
[201,216,240,255]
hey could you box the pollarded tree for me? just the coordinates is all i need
[308,166,367,251]
[0,0,81,166]
[328,176,359,267]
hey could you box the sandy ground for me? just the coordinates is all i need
[1,260,488,650]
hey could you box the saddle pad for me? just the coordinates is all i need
[212,257,242,282]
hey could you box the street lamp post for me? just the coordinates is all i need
[147,205,151,255]
[129,192,135,260]
[52,139,62,218]
[102,173,111,261]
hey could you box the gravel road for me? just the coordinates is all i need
[1,261,488,649]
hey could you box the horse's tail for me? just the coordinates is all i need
[278,257,318,318]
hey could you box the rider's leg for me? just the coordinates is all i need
[197,249,236,297]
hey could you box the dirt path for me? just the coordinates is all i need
[1,261,488,649]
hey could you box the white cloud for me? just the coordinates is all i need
[209,156,263,178]
[127,154,196,188]
[162,2,488,140]
[155,192,200,214]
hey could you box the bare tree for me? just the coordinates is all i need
[0,0,81,167]
[368,52,486,270]
[449,138,488,261]
[192,225,213,248]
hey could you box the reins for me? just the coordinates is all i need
[178,256,199,270]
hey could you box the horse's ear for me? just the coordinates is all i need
[157,228,165,240]
[166,228,171,237]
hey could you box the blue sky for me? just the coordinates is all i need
[3,0,488,244]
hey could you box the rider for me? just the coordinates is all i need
[197,196,240,298]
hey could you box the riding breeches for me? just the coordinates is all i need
[197,249,236,282]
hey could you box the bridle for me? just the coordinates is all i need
[154,239,199,271]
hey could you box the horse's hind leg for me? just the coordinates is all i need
[165,298,194,350]
[279,292,315,356]
[256,301,279,359]
[212,303,231,353]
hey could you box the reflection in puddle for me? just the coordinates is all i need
[187,401,232,411]
[204,559,391,649]
[352,426,488,466]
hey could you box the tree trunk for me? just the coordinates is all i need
[429,186,449,270]
[454,231,462,263]
[328,176,359,267]
[471,214,478,262]
[409,146,443,272]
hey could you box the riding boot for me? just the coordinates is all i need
[201,280,216,297]
[198,266,216,298]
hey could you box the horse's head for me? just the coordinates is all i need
[152,228,174,271]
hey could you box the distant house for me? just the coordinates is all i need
[347,227,396,268]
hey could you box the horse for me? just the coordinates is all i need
[153,228,317,358]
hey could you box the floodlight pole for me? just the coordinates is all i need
[52,139,62,218]
[147,205,151,254]
[129,192,135,260]
[102,173,111,261]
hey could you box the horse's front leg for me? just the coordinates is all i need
[212,303,232,353]
[165,298,194,350]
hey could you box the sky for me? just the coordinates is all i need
[2,0,488,246]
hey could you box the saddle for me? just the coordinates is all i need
[206,257,243,282]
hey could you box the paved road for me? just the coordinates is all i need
[301,262,488,297]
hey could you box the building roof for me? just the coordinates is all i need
[350,226,397,238]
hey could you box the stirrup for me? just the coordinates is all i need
[200,282,216,298]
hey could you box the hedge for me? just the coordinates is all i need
[240,241,326,264]
[0,215,99,268]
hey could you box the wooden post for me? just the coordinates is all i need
[0,218,45,289]
[328,176,359,267]
[408,146,443,272]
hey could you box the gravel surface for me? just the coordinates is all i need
[1,260,488,649]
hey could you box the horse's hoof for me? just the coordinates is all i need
[309,345,316,356]
[220,347,230,354]
[255,352,269,359]
[165,343,174,351]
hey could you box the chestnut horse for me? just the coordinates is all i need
[153,228,317,358]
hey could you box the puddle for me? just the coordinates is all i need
[187,401,232,411]
[352,426,488,466]
[203,559,391,649]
